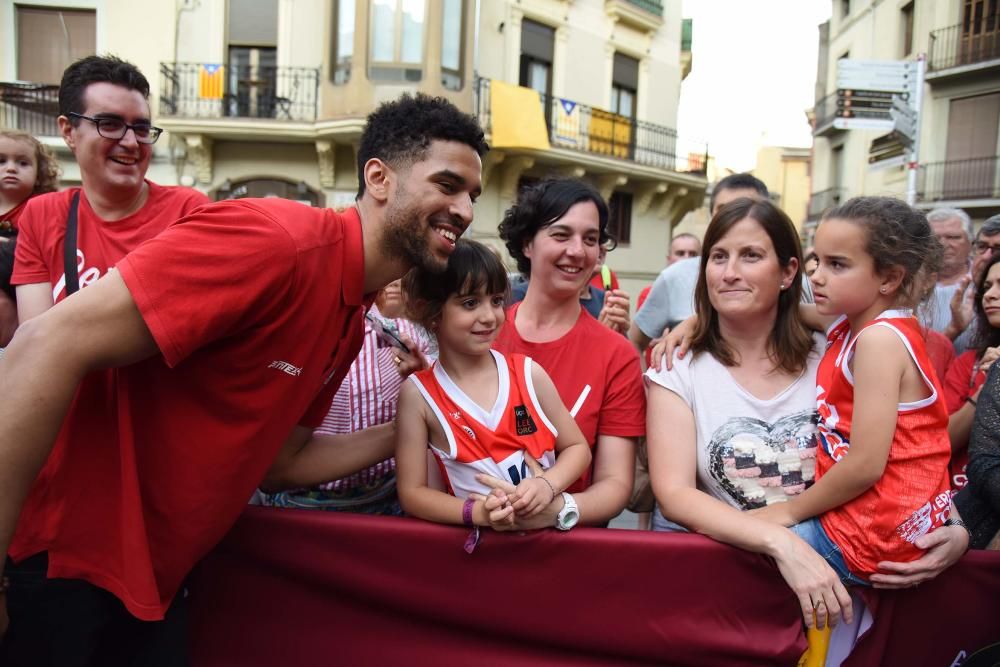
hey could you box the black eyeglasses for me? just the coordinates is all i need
[67,112,163,145]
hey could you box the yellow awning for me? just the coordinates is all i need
[489,80,551,151]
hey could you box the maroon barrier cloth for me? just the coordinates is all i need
[188,508,1000,666]
[188,507,807,666]
[843,549,1000,666]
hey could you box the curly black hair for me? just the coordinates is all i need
[497,179,612,277]
[60,55,151,120]
[823,196,937,304]
[356,93,488,198]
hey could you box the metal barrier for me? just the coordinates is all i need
[918,156,1000,202]
[0,82,60,136]
[474,77,707,173]
[928,17,1000,71]
[159,62,319,121]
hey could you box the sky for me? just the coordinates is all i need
[678,0,833,173]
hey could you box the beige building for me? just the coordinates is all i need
[0,0,705,299]
[809,0,1000,238]
[753,145,811,232]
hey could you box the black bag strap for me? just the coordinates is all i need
[64,191,81,296]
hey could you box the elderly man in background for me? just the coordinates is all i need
[925,208,974,333]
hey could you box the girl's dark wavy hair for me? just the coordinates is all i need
[497,179,613,276]
[973,251,1000,354]
[690,197,813,374]
[401,238,509,329]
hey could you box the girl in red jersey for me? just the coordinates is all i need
[753,197,954,591]
[0,130,59,240]
[395,239,591,529]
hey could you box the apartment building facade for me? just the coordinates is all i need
[809,0,1000,238]
[1,0,704,295]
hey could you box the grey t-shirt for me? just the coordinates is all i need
[634,258,699,340]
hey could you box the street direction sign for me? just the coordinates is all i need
[833,117,895,131]
[837,59,917,93]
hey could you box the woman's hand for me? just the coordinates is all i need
[392,334,429,378]
[869,523,968,588]
[772,531,854,630]
[598,290,631,334]
[649,316,697,371]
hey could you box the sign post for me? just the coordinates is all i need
[904,54,926,206]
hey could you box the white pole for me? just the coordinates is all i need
[906,54,926,206]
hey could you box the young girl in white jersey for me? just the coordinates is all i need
[395,239,591,531]
[753,196,954,589]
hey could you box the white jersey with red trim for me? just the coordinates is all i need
[409,350,558,499]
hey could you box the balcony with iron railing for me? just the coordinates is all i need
[474,78,706,174]
[0,82,60,136]
[927,15,1000,78]
[811,91,842,136]
[917,156,1000,204]
[807,187,846,219]
[159,62,320,122]
[623,0,663,13]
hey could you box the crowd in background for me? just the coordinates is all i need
[0,53,998,666]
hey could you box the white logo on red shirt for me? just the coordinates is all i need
[53,249,103,300]
[268,360,302,377]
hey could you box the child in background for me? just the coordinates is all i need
[0,130,60,239]
[395,239,591,528]
[754,196,953,589]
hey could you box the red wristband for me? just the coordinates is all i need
[462,497,475,527]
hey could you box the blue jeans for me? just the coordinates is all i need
[651,506,690,533]
[790,517,870,587]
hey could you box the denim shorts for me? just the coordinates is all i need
[790,517,870,587]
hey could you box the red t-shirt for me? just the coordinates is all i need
[12,183,209,295]
[923,328,955,387]
[941,349,987,490]
[815,312,952,578]
[9,200,371,622]
[0,197,29,235]
[493,303,645,492]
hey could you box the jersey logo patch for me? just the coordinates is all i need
[513,405,537,436]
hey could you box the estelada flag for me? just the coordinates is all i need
[199,64,224,99]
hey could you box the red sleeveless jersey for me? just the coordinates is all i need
[815,311,952,578]
[409,351,558,499]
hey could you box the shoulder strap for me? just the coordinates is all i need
[64,191,81,296]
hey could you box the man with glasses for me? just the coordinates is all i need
[3,55,207,665]
[925,208,975,334]
[947,215,1000,353]
[12,55,208,321]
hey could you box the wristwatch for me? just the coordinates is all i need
[555,492,579,531]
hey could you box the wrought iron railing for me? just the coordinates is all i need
[812,91,840,133]
[807,187,846,219]
[0,82,60,136]
[159,62,319,121]
[918,156,1000,202]
[474,78,707,173]
[623,0,663,15]
[928,17,1000,71]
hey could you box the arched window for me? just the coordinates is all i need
[214,177,325,207]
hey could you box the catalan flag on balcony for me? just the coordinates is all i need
[489,79,551,151]
[199,64,224,99]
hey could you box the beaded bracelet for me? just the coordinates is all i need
[538,476,557,504]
